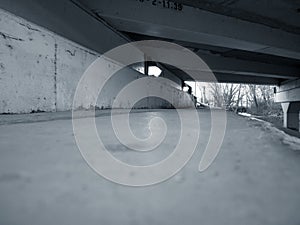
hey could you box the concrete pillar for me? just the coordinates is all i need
[276,79,300,132]
[144,61,149,76]
[281,102,300,131]
[144,55,149,76]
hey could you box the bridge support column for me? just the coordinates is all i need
[281,102,300,131]
[276,78,300,132]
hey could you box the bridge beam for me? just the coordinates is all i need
[84,0,300,60]
[166,51,300,83]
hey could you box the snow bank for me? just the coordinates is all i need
[239,113,300,151]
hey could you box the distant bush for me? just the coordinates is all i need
[248,101,282,117]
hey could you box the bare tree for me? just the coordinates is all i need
[235,84,243,108]
[209,83,223,107]
[208,83,242,108]
[222,84,240,108]
[207,83,278,115]
[248,84,259,113]
[257,85,273,107]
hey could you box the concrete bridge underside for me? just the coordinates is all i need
[0,0,300,130]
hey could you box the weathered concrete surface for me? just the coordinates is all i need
[0,0,128,54]
[0,8,99,113]
[0,110,300,225]
[275,78,300,103]
[0,9,189,113]
[0,8,57,113]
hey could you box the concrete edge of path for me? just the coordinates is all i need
[0,109,152,126]
[0,108,212,126]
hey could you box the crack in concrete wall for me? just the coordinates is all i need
[18,22,41,32]
[65,49,76,56]
[54,41,58,111]
[0,31,24,41]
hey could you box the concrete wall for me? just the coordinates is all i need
[0,9,193,114]
[0,0,128,54]
[161,69,183,90]
[0,9,57,113]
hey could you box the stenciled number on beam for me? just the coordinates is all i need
[137,0,183,11]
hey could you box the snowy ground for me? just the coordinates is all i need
[238,112,300,151]
[0,109,300,225]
